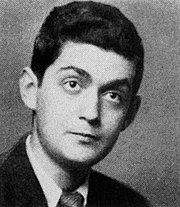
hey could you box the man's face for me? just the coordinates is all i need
[34,42,135,168]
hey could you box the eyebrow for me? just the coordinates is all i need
[59,65,131,92]
[100,79,131,93]
[58,66,91,80]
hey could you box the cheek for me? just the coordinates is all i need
[101,108,127,144]
[38,90,66,116]
[102,106,126,129]
[37,92,76,133]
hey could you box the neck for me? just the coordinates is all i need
[30,129,90,192]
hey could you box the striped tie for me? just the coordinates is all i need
[57,191,84,207]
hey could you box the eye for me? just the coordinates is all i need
[63,80,81,93]
[104,91,121,103]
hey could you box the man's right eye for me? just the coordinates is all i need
[63,80,81,93]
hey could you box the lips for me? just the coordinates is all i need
[68,132,100,141]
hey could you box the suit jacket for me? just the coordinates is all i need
[0,134,151,207]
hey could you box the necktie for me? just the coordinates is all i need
[56,191,84,207]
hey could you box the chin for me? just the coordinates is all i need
[46,144,110,170]
[54,152,104,171]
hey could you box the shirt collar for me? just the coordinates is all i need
[26,135,88,207]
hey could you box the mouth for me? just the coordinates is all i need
[69,132,100,141]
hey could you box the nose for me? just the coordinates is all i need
[79,88,100,126]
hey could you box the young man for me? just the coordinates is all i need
[0,1,151,206]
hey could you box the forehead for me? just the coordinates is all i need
[48,41,135,84]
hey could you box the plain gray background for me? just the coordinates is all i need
[0,0,179,206]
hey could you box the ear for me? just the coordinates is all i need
[121,95,141,131]
[19,67,38,110]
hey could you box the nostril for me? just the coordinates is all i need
[88,118,100,127]
[79,116,100,127]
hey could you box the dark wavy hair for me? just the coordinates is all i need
[31,1,144,95]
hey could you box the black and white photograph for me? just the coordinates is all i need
[0,0,179,206]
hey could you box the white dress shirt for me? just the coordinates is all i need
[26,135,88,207]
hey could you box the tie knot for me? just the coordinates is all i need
[57,191,84,207]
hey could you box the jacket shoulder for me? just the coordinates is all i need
[89,170,152,207]
[0,151,11,167]
[0,133,30,169]
[0,148,15,206]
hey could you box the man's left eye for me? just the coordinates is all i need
[104,92,121,103]
[63,80,81,93]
